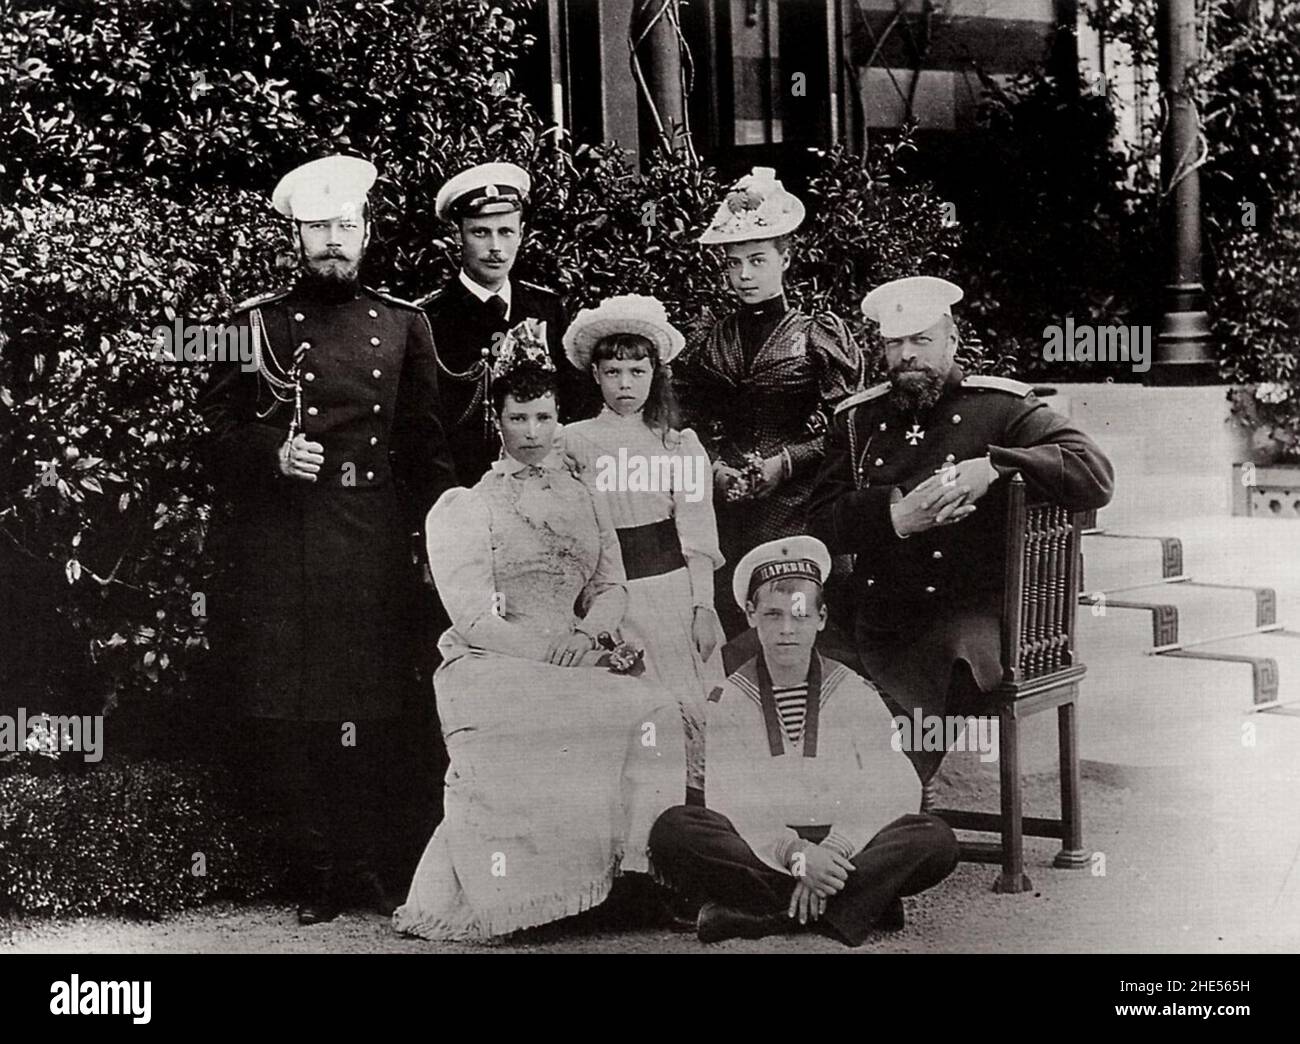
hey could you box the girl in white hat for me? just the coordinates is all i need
[561,294,725,798]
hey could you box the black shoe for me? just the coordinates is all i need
[352,868,398,917]
[665,892,703,933]
[296,865,340,926]
[876,897,906,931]
[696,901,799,944]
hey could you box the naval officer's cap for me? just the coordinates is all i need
[733,535,832,611]
[271,154,377,222]
[861,276,964,339]
[436,162,531,222]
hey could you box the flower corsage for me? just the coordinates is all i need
[594,632,646,677]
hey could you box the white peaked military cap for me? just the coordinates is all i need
[699,166,806,245]
[861,276,964,339]
[271,155,378,222]
[733,535,832,611]
[435,162,531,221]
[563,294,686,370]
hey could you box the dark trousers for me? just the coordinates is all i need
[650,806,958,945]
[234,718,396,881]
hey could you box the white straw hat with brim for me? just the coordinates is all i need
[861,276,964,339]
[563,294,686,370]
[698,166,805,245]
[272,155,377,222]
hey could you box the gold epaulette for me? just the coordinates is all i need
[365,286,423,311]
[517,279,560,297]
[231,286,291,314]
[961,375,1034,397]
[833,383,890,415]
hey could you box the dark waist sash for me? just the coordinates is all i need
[616,518,686,581]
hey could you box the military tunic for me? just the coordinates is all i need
[422,275,594,486]
[199,283,457,721]
[808,368,1114,719]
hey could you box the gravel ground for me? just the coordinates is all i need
[4,756,1295,953]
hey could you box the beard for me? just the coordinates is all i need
[887,364,946,414]
[299,252,362,300]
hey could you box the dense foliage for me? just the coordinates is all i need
[0,0,959,726]
[0,759,277,918]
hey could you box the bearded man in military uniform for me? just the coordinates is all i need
[199,155,457,924]
[809,277,1114,784]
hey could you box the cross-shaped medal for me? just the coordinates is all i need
[904,423,926,446]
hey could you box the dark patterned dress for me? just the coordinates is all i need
[675,295,863,635]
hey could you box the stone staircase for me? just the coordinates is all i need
[1081,526,1300,714]
[1008,384,1300,773]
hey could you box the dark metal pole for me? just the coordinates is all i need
[1154,0,1216,384]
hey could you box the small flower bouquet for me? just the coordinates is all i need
[594,632,646,677]
[724,450,767,502]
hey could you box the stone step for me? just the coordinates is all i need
[1086,580,1276,650]
[1081,531,1184,593]
[1162,629,1300,711]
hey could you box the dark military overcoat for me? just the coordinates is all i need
[199,283,456,721]
[809,368,1114,718]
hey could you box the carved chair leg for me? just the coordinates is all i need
[994,703,1032,893]
[920,776,939,813]
[1053,697,1090,869]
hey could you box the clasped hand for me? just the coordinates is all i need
[889,455,998,537]
[713,456,783,501]
[787,843,856,924]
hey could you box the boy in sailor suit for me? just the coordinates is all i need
[649,536,958,945]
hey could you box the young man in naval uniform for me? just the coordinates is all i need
[421,161,592,485]
[808,276,1115,785]
[199,155,457,924]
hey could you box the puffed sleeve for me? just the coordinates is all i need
[557,422,599,481]
[673,428,723,607]
[426,487,552,661]
[784,313,865,477]
[574,485,629,639]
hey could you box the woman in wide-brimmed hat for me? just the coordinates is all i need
[560,294,724,799]
[674,167,864,644]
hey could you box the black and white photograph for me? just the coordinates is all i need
[0,0,1295,1010]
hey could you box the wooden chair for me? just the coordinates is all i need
[929,473,1091,892]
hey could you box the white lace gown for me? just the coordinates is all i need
[561,409,725,792]
[393,452,686,941]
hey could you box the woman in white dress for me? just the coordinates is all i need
[560,296,725,798]
[393,320,686,941]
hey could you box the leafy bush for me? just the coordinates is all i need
[0,0,977,732]
[0,759,278,918]
[940,67,1159,379]
[527,137,976,384]
[0,0,546,720]
[1196,3,1300,455]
